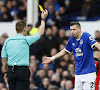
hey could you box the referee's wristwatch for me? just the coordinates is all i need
[41,18,45,22]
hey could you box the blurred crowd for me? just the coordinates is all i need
[0,0,100,29]
[0,0,100,90]
[0,0,27,22]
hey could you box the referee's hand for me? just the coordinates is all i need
[4,73,8,83]
[42,57,52,64]
[41,9,48,19]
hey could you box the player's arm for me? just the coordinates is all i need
[94,42,100,51]
[38,9,48,36]
[42,49,68,64]
[2,58,8,73]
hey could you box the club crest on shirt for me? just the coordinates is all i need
[80,39,83,44]
[89,36,95,42]
[72,43,75,46]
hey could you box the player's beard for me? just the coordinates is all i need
[72,34,77,38]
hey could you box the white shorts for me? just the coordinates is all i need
[75,72,96,90]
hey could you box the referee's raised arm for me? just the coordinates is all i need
[38,9,48,36]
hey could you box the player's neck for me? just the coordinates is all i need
[76,33,82,39]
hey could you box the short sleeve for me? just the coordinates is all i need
[1,40,8,58]
[25,32,40,46]
[65,37,72,53]
[86,33,97,49]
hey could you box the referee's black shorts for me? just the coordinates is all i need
[7,65,30,90]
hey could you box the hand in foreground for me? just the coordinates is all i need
[4,73,8,83]
[42,57,52,64]
[41,9,48,19]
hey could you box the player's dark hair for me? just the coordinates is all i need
[70,21,81,28]
[16,20,26,33]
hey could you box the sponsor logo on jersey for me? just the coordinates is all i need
[75,48,83,57]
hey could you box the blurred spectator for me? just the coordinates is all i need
[63,54,70,63]
[62,70,70,78]
[0,83,5,90]
[28,24,33,32]
[48,85,59,90]
[43,1,48,9]
[65,80,73,90]
[35,69,47,86]
[59,43,65,51]
[0,33,8,56]
[56,6,70,29]
[1,87,8,90]
[10,0,19,17]
[30,55,40,65]
[50,48,58,56]
[40,28,59,55]
[0,33,8,45]
[55,66,63,77]
[51,74,60,87]
[68,64,75,76]
[59,60,67,70]
[30,40,44,61]
[40,77,50,90]
[46,0,60,13]
[51,25,59,37]
[48,69,54,79]
[6,0,12,11]
[81,0,93,17]
[13,13,19,22]
[64,0,71,9]
[95,30,100,42]
[58,29,68,43]
[2,12,12,21]
[46,4,56,27]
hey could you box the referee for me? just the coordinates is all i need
[1,10,48,90]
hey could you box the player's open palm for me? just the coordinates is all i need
[42,57,52,64]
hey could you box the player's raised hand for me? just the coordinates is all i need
[41,9,48,19]
[42,57,52,64]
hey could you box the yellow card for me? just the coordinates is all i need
[38,5,44,11]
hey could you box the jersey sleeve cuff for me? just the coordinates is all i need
[91,42,98,49]
[64,48,71,53]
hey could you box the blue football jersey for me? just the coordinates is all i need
[65,32,97,75]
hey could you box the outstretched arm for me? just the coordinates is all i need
[42,49,68,64]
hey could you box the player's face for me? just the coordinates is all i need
[70,25,81,38]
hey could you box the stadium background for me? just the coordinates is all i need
[0,0,100,90]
